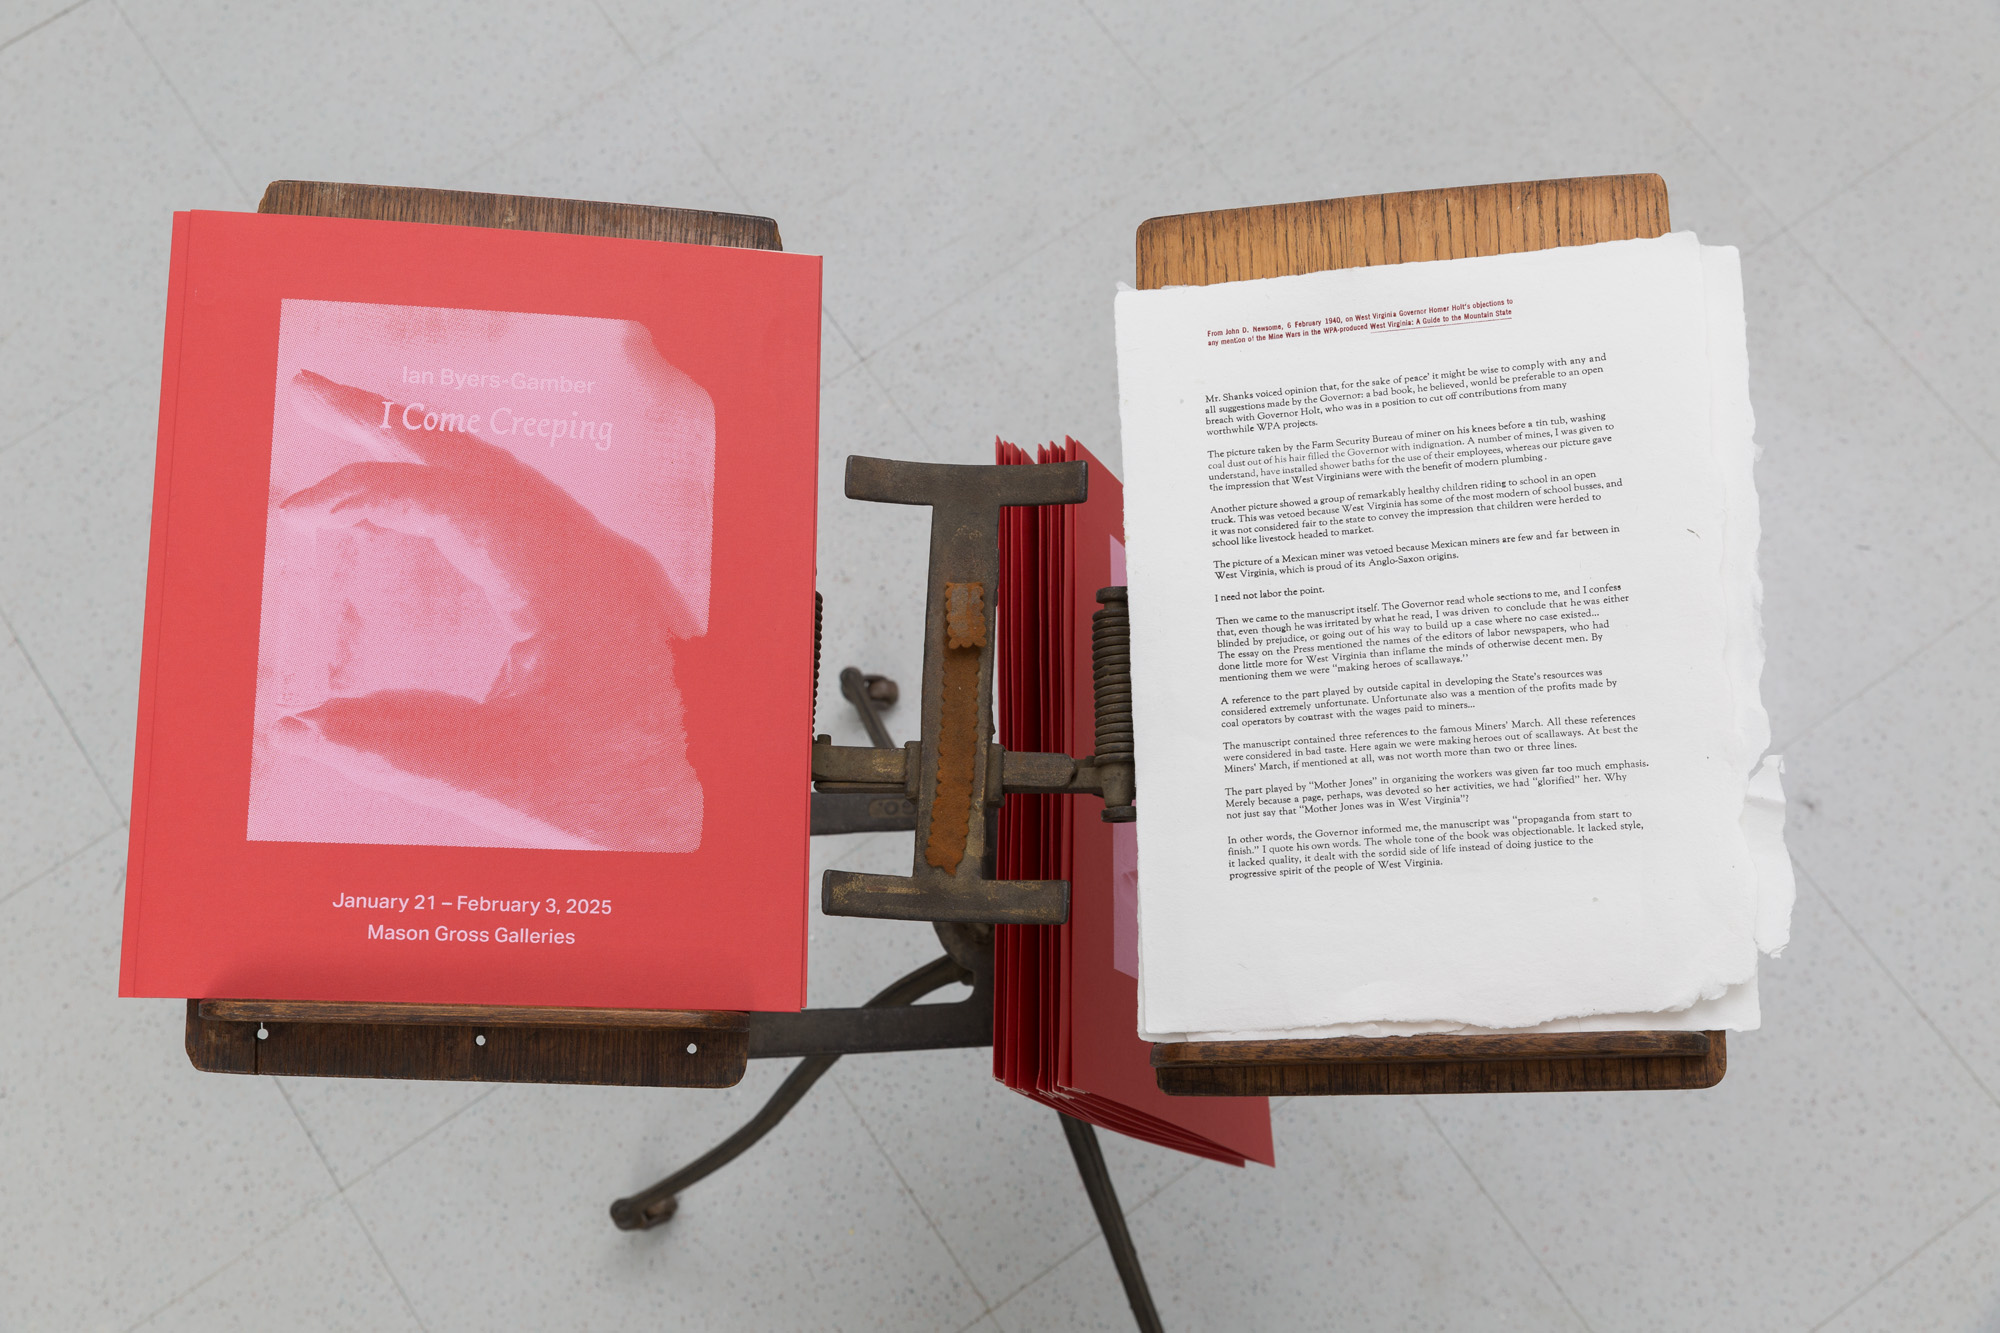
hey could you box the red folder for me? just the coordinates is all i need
[122,210,820,1011]
[995,439,1272,1167]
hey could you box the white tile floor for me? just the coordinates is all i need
[2,1,1996,1328]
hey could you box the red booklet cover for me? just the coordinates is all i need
[996,439,1272,1167]
[121,210,820,1010]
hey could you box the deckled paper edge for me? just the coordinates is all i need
[1151,976,1760,1042]
[1705,244,1792,964]
[1747,755,1794,955]
[1128,235,1787,1041]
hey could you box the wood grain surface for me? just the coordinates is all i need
[1135,174,1667,290]
[185,1001,748,1088]
[1155,1039,1724,1097]
[259,180,780,250]
[1137,174,1726,1098]
[1155,1030,1710,1066]
[184,180,778,1089]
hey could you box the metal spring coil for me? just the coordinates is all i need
[1091,587,1133,763]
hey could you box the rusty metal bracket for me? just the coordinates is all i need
[819,455,1090,925]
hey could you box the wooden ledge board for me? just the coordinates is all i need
[185,180,780,1090]
[187,1000,748,1088]
[1155,1038,1724,1097]
[1135,173,1668,289]
[259,180,780,251]
[1158,1030,1709,1066]
[200,999,749,1030]
[1137,173,1726,1097]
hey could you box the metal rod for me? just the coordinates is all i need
[811,668,917,834]
[746,981,987,1058]
[610,954,970,1231]
[839,665,898,750]
[1060,1113,1165,1333]
[809,791,918,836]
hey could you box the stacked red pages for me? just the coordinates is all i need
[994,439,1272,1166]
[121,210,821,1011]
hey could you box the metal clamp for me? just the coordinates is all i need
[814,457,1139,924]
[819,456,1085,925]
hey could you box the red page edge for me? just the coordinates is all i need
[120,210,193,996]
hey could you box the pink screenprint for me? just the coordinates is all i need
[248,299,713,852]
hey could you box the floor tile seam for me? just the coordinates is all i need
[1806,1182,2000,1331]
[272,1074,343,1188]
[1569,0,1784,240]
[1762,83,2000,240]
[648,60,758,217]
[587,0,642,65]
[0,822,122,911]
[581,0,758,75]
[818,353,868,402]
[1767,581,2000,756]
[452,167,759,237]
[1147,122,1251,213]
[825,1067,997,1317]
[1779,220,2000,471]
[442,53,658,199]
[0,359,152,461]
[819,303,865,381]
[981,1226,1105,1325]
[1109,1155,1201,1214]
[977,1140,1202,1315]
[843,147,1221,375]
[0,0,89,56]
[340,1193,434,1333]
[455,0,769,196]
[0,603,127,824]
[1737,230,1784,261]
[1792,861,2000,1111]
[851,356,933,458]
[826,68,1278,367]
[1777,84,2000,246]
[334,1084,504,1197]
[115,1191,346,1333]
[824,148,1168,370]
[1412,1100,1597,1332]
[1575,0,1998,238]
[1179,0,1439,154]
[1071,0,1207,151]
[621,0,778,72]
[107,0,254,208]
[673,0,771,66]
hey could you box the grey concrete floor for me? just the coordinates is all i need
[4,1,2000,1329]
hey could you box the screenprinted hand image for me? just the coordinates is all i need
[249,301,714,852]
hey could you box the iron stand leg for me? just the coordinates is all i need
[1061,1112,1165,1333]
[617,664,1164,1333]
[609,953,969,1231]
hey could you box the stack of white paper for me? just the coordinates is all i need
[1114,233,1791,1042]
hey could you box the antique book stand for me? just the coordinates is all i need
[184,181,1168,1332]
[183,175,1728,1333]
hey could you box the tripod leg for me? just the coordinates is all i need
[610,954,969,1231]
[1060,1113,1165,1333]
